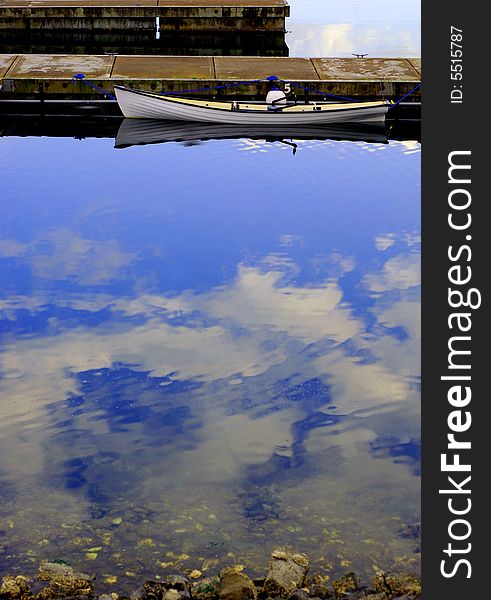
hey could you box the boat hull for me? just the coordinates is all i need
[115,86,389,125]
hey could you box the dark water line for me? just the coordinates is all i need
[0,115,421,143]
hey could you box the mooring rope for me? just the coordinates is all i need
[388,83,422,110]
[71,72,422,107]
[159,79,264,95]
[278,80,361,102]
[71,73,116,100]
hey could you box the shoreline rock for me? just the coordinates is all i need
[218,567,256,600]
[263,549,309,598]
[0,549,421,600]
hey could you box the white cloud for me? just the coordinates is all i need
[363,252,420,292]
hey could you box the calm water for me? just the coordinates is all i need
[0,131,420,588]
[288,0,421,57]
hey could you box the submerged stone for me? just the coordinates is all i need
[162,576,190,593]
[37,562,93,584]
[136,539,155,549]
[332,574,360,599]
[142,581,190,600]
[286,590,309,600]
[0,576,32,600]
[142,582,163,600]
[305,577,332,600]
[36,575,94,600]
[307,584,333,599]
[37,563,73,582]
[341,590,371,599]
[163,591,190,600]
[264,549,309,598]
[398,523,421,541]
[218,568,257,600]
[371,572,421,598]
[191,578,220,600]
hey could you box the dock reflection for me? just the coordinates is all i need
[0,30,289,57]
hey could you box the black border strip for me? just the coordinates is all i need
[422,1,486,597]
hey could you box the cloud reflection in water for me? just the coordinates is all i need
[0,136,420,581]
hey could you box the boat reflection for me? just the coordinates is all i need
[115,118,389,150]
[0,114,419,144]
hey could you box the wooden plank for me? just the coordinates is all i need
[0,53,17,77]
[311,58,421,82]
[8,53,114,78]
[112,55,214,79]
[215,57,320,81]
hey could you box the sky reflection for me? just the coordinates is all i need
[287,0,421,57]
[0,135,420,584]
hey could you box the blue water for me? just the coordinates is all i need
[0,132,420,587]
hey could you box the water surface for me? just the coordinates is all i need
[288,0,421,57]
[0,132,420,589]
[1,0,421,57]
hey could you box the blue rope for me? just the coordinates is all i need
[71,71,421,107]
[388,82,422,110]
[279,80,361,103]
[159,79,264,96]
[72,73,115,100]
[282,80,422,106]
[157,75,359,102]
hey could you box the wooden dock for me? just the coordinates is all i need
[0,54,422,101]
[0,0,290,31]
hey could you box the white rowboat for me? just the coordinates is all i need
[115,86,390,125]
